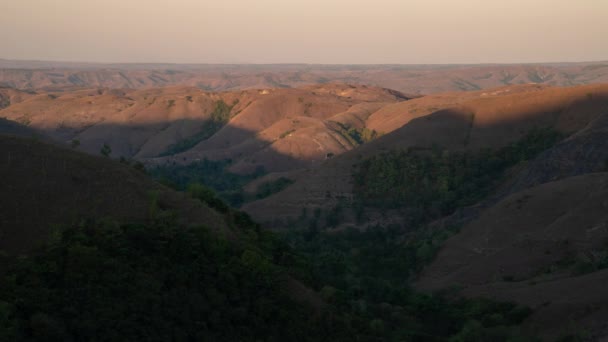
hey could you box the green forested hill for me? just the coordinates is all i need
[0,135,535,341]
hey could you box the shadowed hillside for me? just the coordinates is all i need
[0,134,352,341]
[0,133,540,341]
[416,173,608,340]
[243,84,608,228]
[0,135,227,255]
[0,83,410,174]
[3,79,608,339]
[232,83,608,339]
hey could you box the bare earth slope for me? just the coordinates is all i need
[0,84,411,174]
[243,84,608,226]
[1,60,608,94]
[416,173,608,340]
[0,135,227,256]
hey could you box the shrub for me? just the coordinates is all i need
[159,100,234,156]
[255,177,294,199]
[100,143,112,157]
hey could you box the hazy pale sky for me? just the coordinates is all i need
[1,0,607,64]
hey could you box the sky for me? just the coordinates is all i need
[1,0,607,64]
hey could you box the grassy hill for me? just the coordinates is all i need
[0,134,539,341]
[243,84,608,228]
[0,84,409,175]
[0,135,227,255]
[240,83,608,339]
[416,173,608,340]
[0,135,337,340]
[4,81,608,339]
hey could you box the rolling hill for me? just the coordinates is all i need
[0,133,347,341]
[3,71,608,338]
[416,173,608,340]
[0,130,539,341]
[235,83,608,339]
[242,84,608,227]
[2,59,608,94]
[0,83,411,174]
[0,134,228,255]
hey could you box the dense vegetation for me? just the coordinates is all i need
[347,127,380,145]
[0,128,567,341]
[149,158,265,207]
[0,209,535,341]
[150,160,294,206]
[335,122,381,146]
[134,128,565,342]
[269,128,566,340]
[353,127,564,224]
[160,100,234,156]
[280,223,534,341]
[255,177,295,200]
[0,217,349,341]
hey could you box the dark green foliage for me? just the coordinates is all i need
[100,143,112,157]
[566,248,608,276]
[255,177,294,200]
[334,122,380,146]
[346,127,380,145]
[132,161,146,173]
[286,225,453,297]
[149,158,265,207]
[119,156,147,174]
[0,219,356,341]
[353,127,564,223]
[0,127,557,340]
[160,100,234,156]
[188,182,229,212]
[279,128,563,340]
[0,191,538,341]
[324,202,344,227]
[283,225,534,341]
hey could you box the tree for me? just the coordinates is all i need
[100,143,112,157]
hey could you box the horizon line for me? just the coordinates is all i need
[2,57,608,68]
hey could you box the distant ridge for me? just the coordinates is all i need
[1,59,608,94]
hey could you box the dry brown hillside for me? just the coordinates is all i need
[0,87,35,109]
[416,173,608,340]
[0,135,228,256]
[0,83,411,174]
[2,60,608,94]
[242,84,608,227]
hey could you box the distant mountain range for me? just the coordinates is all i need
[1,59,608,94]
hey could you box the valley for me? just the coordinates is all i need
[2,64,608,340]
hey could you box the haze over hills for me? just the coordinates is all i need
[3,61,608,338]
[1,59,608,94]
[3,0,608,338]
